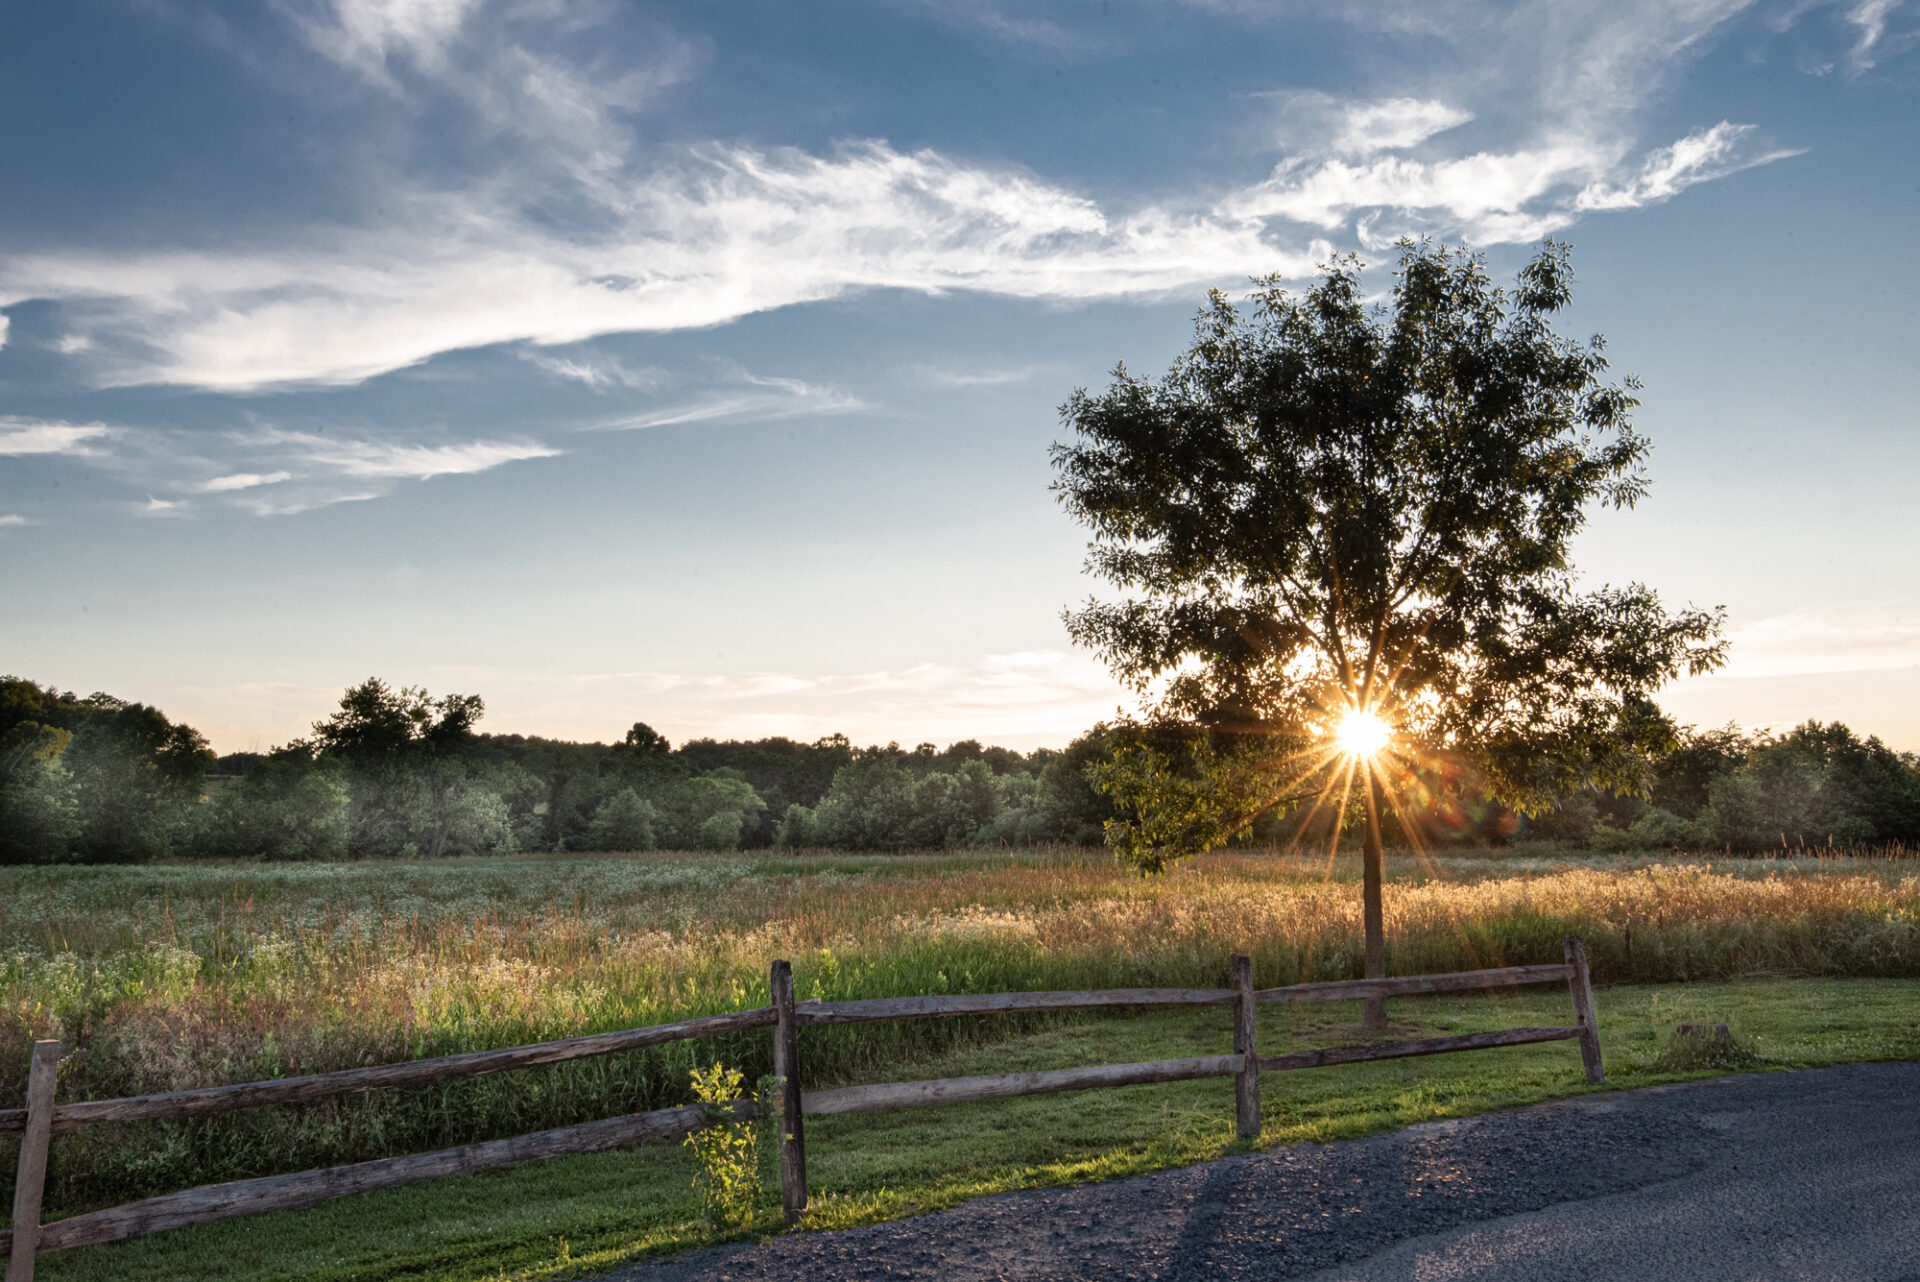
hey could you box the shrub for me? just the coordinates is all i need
[586,787,657,852]
[682,1062,762,1228]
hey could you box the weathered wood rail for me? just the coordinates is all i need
[4,937,1604,1280]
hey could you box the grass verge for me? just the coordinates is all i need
[35,975,1920,1282]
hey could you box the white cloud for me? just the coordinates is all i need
[911,362,1056,388]
[1576,122,1804,210]
[1333,98,1474,155]
[248,429,559,479]
[1270,93,1474,157]
[0,419,115,456]
[0,0,1799,392]
[288,0,485,82]
[1847,0,1902,66]
[200,471,294,492]
[0,143,1296,391]
[0,513,36,527]
[286,0,695,174]
[603,372,864,430]
[1236,117,1798,245]
[0,313,9,351]
[1232,141,1603,240]
[518,349,667,391]
[0,414,559,516]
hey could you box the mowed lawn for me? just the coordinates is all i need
[30,976,1920,1282]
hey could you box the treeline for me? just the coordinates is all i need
[6,673,1920,863]
[0,676,1111,862]
[1583,721,1920,852]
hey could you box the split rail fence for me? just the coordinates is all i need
[2,936,1604,1282]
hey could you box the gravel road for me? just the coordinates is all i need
[607,1061,1920,1282]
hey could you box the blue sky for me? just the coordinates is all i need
[3,0,1917,753]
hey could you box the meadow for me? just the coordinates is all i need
[7,845,1920,1277]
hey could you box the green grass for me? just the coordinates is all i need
[35,975,1920,1282]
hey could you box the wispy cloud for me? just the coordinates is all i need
[1847,0,1905,67]
[0,0,1804,392]
[1268,92,1474,157]
[1835,0,1912,68]
[0,419,116,456]
[1236,115,1793,246]
[0,143,1294,391]
[285,0,695,168]
[286,0,488,85]
[199,470,294,493]
[248,429,557,479]
[206,430,561,513]
[1576,122,1804,210]
[602,372,864,430]
[911,361,1057,388]
[0,414,559,516]
[0,513,36,527]
[1231,142,1604,243]
[883,0,1113,59]
[519,349,666,391]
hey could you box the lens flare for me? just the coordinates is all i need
[1334,708,1391,760]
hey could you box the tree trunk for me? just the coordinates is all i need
[1361,766,1388,1033]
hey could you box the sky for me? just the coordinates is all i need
[2,0,1918,755]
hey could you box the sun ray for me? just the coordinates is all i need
[1364,746,1498,975]
[1276,747,1351,861]
[1319,758,1358,881]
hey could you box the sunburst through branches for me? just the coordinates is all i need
[1334,708,1391,761]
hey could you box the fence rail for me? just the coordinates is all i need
[4,937,1604,1281]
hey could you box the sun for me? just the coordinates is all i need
[1334,708,1391,760]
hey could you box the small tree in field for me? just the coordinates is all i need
[1052,240,1725,1029]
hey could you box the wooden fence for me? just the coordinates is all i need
[3,936,1603,1281]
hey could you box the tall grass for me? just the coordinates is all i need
[6,846,1920,1216]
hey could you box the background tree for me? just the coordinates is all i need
[200,743,350,860]
[0,676,213,863]
[0,720,80,863]
[308,678,500,858]
[1052,240,1726,1028]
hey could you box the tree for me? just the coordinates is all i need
[0,677,214,862]
[1052,240,1725,1029]
[200,745,350,860]
[1693,722,1920,850]
[0,721,80,863]
[587,786,658,851]
[309,678,499,858]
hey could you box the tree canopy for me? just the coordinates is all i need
[1053,239,1728,873]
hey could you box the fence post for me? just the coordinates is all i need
[7,1040,59,1282]
[1231,955,1260,1139]
[770,960,808,1225]
[1563,936,1605,1084]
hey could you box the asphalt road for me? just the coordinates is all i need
[612,1061,1920,1282]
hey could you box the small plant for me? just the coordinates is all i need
[1655,1021,1762,1072]
[683,1062,761,1229]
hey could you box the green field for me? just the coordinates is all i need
[7,847,1920,1280]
